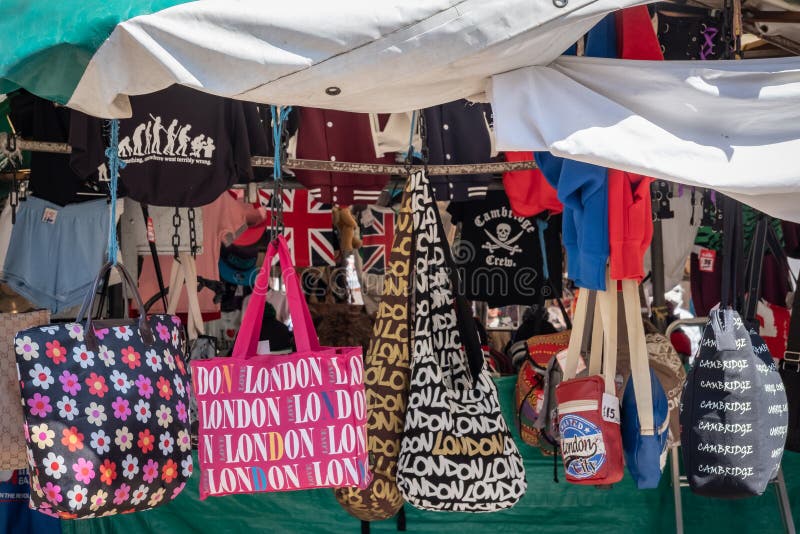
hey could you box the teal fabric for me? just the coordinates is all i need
[0,1,189,103]
[62,376,800,533]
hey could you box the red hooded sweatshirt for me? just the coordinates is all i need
[608,6,662,281]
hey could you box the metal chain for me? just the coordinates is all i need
[172,207,182,259]
[188,207,198,257]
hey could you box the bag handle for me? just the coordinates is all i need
[166,253,205,341]
[587,292,604,377]
[232,235,320,359]
[595,278,619,396]
[563,289,593,381]
[621,278,655,435]
[77,262,155,352]
[141,203,169,312]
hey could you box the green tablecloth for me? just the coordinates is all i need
[63,376,800,534]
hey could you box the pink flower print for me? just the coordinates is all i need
[43,482,63,505]
[171,315,181,326]
[111,397,131,420]
[27,393,52,417]
[142,459,159,484]
[93,327,109,340]
[59,370,81,395]
[113,483,130,506]
[135,375,153,399]
[156,323,170,343]
[175,401,188,423]
[73,458,96,484]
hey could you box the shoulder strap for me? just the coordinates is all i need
[742,215,769,327]
[621,279,655,435]
[141,203,169,312]
[785,284,800,363]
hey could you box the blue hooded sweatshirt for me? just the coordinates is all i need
[535,15,617,290]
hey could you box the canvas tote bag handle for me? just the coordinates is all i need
[166,253,205,340]
[596,278,619,396]
[233,235,321,359]
[564,289,601,381]
[621,278,655,435]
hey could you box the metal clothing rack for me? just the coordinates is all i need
[2,136,539,176]
[665,317,796,534]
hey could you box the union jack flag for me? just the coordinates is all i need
[257,188,336,267]
[359,206,395,274]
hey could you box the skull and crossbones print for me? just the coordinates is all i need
[482,222,523,255]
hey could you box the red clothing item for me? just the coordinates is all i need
[502,152,563,217]
[615,6,664,61]
[294,108,393,205]
[608,6,661,281]
[608,170,653,281]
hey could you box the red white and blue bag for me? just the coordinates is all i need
[556,286,624,485]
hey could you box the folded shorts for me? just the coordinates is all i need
[2,196,109,313]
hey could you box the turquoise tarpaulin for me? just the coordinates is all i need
[0,0,187,102]
[62,376,800,533]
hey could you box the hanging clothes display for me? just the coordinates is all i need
[293,108,393,205]
[447,189,562,307]
[7,90,101,206]
[422,99,496,201]
[643,189,701,290]
[70,85,266,207]
[137,192,261,316]
[533,15,616,291]
[1,196,108,313]
[501,151,562,217]
[656,5,726,60]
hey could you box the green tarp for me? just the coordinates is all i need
[0,1,187,103]
[62,377,800,533]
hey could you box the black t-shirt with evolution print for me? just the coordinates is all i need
[70,85,267,207]
[448,190,562,307]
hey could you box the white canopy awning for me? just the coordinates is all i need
[491,55,800,222]
[67,0,646,118]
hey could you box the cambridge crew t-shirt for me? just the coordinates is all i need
[448,190,562,307]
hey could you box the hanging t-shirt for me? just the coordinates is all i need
[138,192,261,316]
[0,469,62,534]
[70,86,265,207]
[293,108,393,205]
[423,99,496,202]
[7,90,100,206]
[448,190,562,307]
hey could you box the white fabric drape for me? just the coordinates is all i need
[67,0,645,118]
[491,55,800,222]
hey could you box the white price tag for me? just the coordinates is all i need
[602,393,620,424]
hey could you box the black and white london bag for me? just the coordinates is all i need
[680,308,788,498]
[396,170,526,512]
